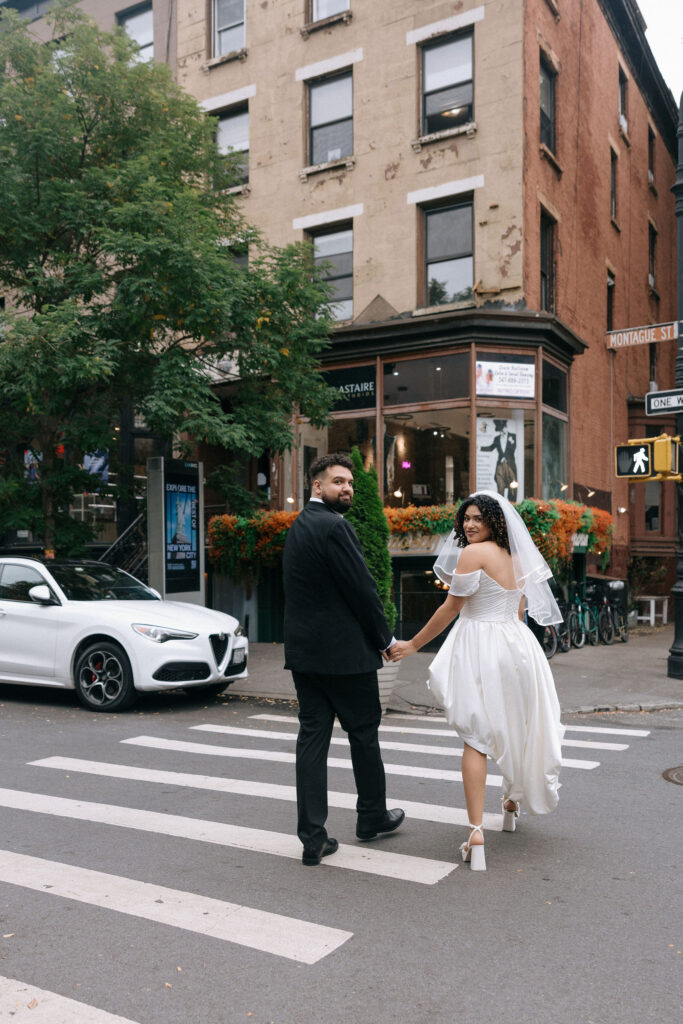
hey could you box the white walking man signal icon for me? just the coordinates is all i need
[633,446,649,474]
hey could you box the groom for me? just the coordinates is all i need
[283,453,405,865]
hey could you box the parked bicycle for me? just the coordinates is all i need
[568,583,599,648]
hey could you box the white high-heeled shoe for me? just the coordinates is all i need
[502,797,520,832]
[460,824,486,871]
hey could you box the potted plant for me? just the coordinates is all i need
[345,447,399,712]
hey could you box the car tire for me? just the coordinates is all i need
[74,640,137,712]
[184,681,232,699]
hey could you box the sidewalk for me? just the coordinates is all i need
[230,623,683,715]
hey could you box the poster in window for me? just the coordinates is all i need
[476,411,525,501]
[164,462,200,593]
[475,360,535,398]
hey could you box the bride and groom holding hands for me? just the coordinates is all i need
[283,454,564,872]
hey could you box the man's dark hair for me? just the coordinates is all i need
[309,452,354,485]
[454,494,510,552]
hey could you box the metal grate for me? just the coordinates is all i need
[209,633,229,666]
[662,766,683,786]
[153,662,211,682]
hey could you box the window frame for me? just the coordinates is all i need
[117,2,154,62]
[606,271,615,332]
[539,55,556,152]
[308,222,354,322]
[422,198,474,309]
[213,0,246,59]
[648,222,657,289]
[311,0,350,22]
[610,148,618,222]
[540,210,555,312]
[618,66,628,133]
[215,103,250,186]
[308,70,353,168]
[420,30,475,138]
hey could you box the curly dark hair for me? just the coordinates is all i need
[454,494,510,552]
[308,452,354,485]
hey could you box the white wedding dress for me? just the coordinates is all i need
[428,569,564,814]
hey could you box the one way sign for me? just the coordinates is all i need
[615,443,652,477]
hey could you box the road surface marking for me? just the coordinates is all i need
[120,735,508,785]
[0,788,455,885]
[29,758,504,829]
[0,849,351,964]
[192,722,465,756]
[250,714,623,752]
[375,713,652,737]
[0,974,141,1024]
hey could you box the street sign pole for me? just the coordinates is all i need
[668,91,683,679]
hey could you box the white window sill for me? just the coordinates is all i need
[301,10,353,39]
[411,122,476,153]
[412,298,476,317]
[224,183,251,196]
[203,48,248,71]
[299,155,355,182]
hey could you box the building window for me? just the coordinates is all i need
[213,0,245,58]
[645,480,661,531]
[618,66,628,133]
[118,3,154,62]
[610,149,618,221]
[542,360,567,413]
[540,211,555,312]
[216,106,249,185]
[312,0,349,20]
[309,72,352,165]
[384,353,469,406]
[311,226,353,320]
[424,201,473,306]
[648,223,657,288]
[385,408,470,507]
[542,413,567,500]
[477,409,535,502]
[606,271,615,332]
[539,56,556,151]
[648,126,655,185]
[421,32,473,135]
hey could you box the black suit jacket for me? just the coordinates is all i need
[283,501,393,675]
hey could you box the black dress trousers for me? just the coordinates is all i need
[292,669,387,848]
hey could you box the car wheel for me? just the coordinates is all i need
[184,681,231,699]
[74,641,137,712]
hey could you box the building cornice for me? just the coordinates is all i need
[596,0,678,159]
[324,308,587,366]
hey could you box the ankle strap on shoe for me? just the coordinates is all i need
[468,823,484,839]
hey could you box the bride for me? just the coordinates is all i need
[390,491,564,871]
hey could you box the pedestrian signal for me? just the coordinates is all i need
[614,434,680,480]
[615,443,652,478]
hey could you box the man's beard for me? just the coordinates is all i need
[322,493,353,514]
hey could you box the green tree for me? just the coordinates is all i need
[0,3,333,553]
[344,446,397,631]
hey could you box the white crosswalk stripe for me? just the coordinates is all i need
[0,849,351,964]
[0,974,141,1024]
[193,721,608,762]
[379,712,652,737]
[29,756,505,829]
[249,713,627,753]
[0,787,456,884]
[121,734,511,783]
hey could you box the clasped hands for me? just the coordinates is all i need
[384,640,417,662]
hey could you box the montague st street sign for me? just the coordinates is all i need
[605,319,679,349]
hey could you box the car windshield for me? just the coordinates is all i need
[48,564,159,602]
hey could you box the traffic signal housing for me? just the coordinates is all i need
[614,434,680,481]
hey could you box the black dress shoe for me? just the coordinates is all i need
[302,837,339,866]
[356,808,406,842]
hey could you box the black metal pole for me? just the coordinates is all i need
[667,92,683,678]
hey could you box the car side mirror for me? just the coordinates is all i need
[29,584,58,606]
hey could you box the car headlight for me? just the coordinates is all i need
[234,624,244,636]
[132,624,199,643]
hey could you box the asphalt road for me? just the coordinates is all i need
[0,684,680,1024]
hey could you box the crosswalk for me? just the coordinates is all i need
[1,707,651,1016]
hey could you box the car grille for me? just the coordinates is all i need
[153,662,211,682]
[209,633,229,666]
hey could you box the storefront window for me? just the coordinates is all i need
[475,352,535,399]
[542,413,567,499]
[384,407,469,506]
[383,353,468,406]
[542,360,567,413]
[328,417,376,468]
[323,365,376,412]
[476,409,534,501]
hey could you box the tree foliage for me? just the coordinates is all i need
[0,2,333,553]
[344,447,397,631]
